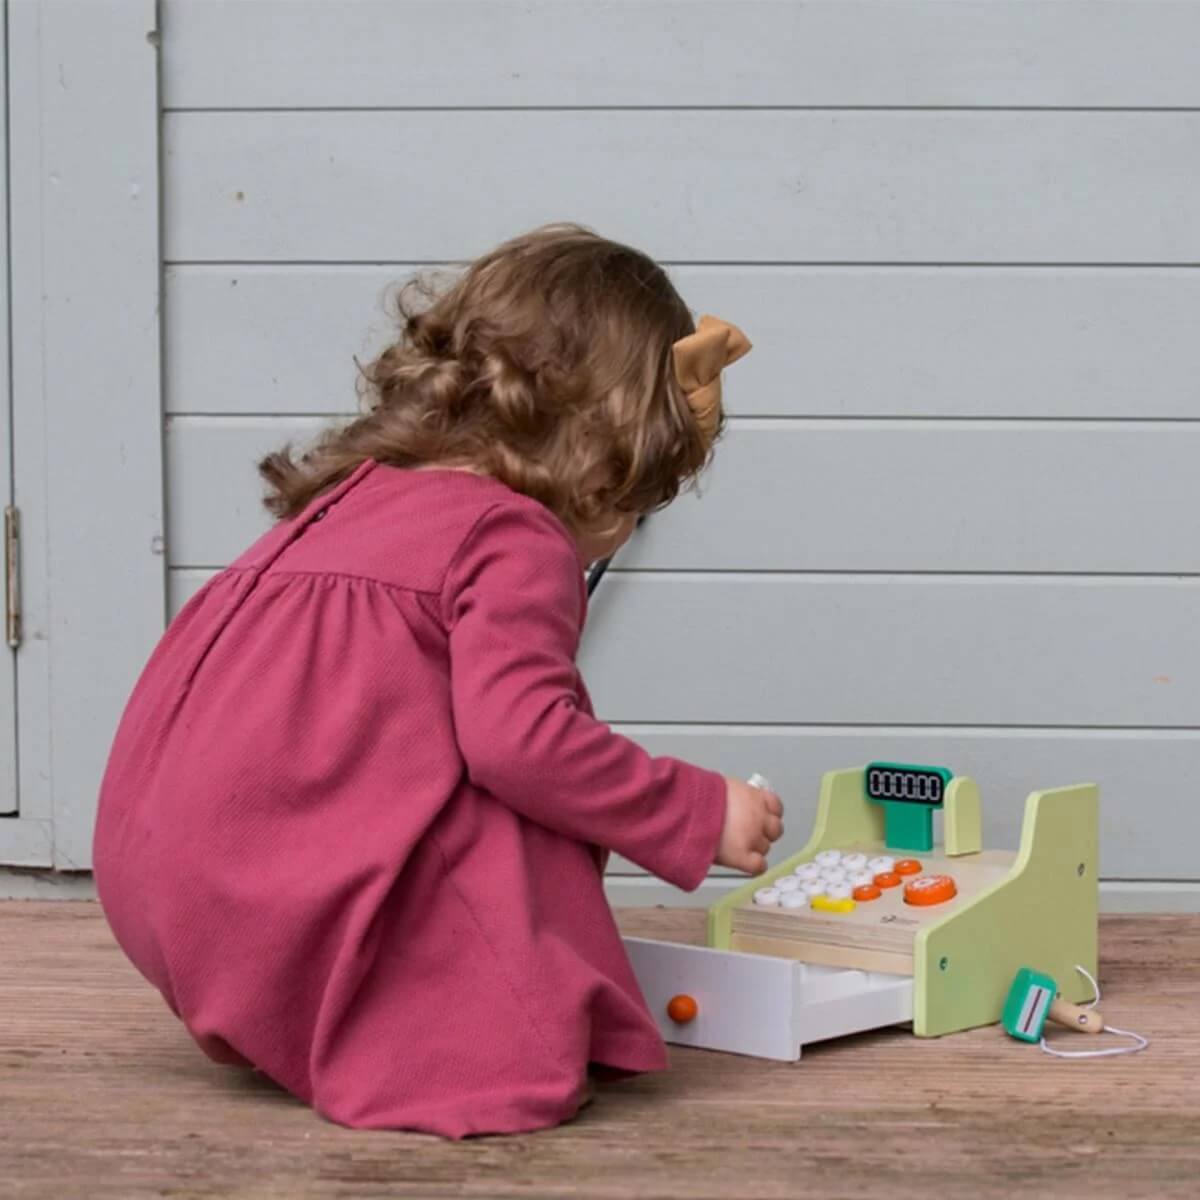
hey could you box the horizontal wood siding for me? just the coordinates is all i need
[165,566,1200,880]
[161,0,1200,109]
[165,265,1200,420]
[165,417,1200,574]
[164,111,1200,264]
[159,1,1200,895]
[167,564,1199,727]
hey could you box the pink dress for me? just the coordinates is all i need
[93,461,726,1138]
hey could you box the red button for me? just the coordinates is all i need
[903,874,958,906]
[853,883,882,902]
[667,994,698,1024]
[874,872,902,889]
[895,859,922,876]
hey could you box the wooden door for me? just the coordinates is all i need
[0,0,14,818]
[0,0,163,870]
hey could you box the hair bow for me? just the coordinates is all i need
[672,315,752,445]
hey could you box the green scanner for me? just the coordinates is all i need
[865,762,953,853]
[1002,967,1105,1042]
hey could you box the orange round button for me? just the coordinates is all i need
[852,883,882,902]
[667,994,698,1024]
[874,871,902,889]
[894,859,922,876]
[904,874,958,906]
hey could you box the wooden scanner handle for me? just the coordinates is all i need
[1048,997,1104,1035]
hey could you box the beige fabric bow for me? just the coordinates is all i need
[672,315,752,446]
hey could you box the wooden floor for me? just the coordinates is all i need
[2,904,1197,1200]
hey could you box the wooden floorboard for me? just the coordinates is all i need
[1,902,1196,1199]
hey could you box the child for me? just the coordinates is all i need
[93,225,782,1138]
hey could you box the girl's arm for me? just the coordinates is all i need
[443,500,727,891]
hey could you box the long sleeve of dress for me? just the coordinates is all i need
[443,500,726,891]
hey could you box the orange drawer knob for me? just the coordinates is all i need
[667,994,699,1024]
[904,874,959,906]
[894,859,923,876]
[874,871,902,889]
[852,883,883,901]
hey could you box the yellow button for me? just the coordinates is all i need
[811,896,857,914]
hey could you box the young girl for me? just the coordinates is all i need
[93,225,782,1139]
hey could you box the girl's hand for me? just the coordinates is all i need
[716,777,784,874]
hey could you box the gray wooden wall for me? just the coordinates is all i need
[159,1,1200,902]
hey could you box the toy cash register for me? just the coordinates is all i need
[623,763,1099,1061]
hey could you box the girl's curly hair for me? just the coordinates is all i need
[259,225,718,537]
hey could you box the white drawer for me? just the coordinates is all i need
[623,937,914,1062]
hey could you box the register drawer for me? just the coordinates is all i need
[623,936,914,1062]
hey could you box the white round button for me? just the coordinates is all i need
[801,880,827,899]
[841,852,868,872]
[849,871,875,888]
[824,882,854,901]
[819,867,848,885]
[775,875,801,893]
[780,891,809,909]
[754,887,781,906]
[868,855,896,875]
[815,850,843,868]
[794,862,822,881]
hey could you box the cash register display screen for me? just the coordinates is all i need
[867,766,946,806]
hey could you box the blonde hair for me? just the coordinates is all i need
[259,225,718,536]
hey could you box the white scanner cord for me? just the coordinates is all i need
[1039,965,1149,1059]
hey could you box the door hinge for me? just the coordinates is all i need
[5,506,21,649]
